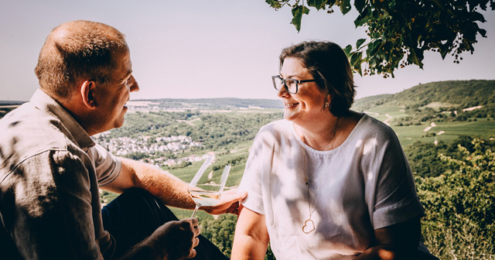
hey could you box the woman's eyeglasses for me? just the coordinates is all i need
[272,75,316,94]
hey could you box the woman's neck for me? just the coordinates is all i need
[293,115,341,151]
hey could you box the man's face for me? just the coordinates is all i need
[94,48,139,133]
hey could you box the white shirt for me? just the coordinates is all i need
[239,114,424,259]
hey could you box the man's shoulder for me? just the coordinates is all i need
[0,104,72,161]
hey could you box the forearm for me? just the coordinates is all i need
[117,239,160,260]
[109,157,196,209]
[231,206,269,260]
[231,235,268,260]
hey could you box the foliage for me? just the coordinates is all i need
[198,214,276,259]
[416,138,495,259]
[404,136,495,177]
[265,0,494,77]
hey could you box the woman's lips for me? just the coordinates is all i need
[284,103,299,108]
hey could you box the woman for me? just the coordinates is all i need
[231,41,437,259]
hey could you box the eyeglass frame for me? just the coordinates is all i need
[271,75,317,94]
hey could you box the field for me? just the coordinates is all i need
[363,105,495,147]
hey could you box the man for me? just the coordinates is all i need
[0,20,246,260]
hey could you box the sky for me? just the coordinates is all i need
[1,1,494,102]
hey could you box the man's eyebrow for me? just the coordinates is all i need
[120,69,133,83]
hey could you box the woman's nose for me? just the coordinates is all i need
[277,84,289,98]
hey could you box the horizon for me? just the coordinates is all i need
[1,78,494,103]
[1,1,494,102]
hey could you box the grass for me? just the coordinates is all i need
[391,119,495,147]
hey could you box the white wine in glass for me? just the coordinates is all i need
[188,155,231,217]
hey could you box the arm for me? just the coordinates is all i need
[103,157,247,213]
[231,205,270,260]
[356,217,421,260]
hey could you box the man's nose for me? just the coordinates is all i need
[129,75,140,92]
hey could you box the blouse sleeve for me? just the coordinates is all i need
[238,130,268,215]
[371,129,425,229]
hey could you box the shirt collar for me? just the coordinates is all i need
[30,89,95,149]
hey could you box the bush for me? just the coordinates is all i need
[416,138,495,259]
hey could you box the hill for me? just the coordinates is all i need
[350,80,495,147]
[352,79,495,111]
[0,101,25,106]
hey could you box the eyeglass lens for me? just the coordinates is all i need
[273,77,297,94]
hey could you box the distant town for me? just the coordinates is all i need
[95,132,206,168]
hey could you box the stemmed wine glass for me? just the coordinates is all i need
[188,155,231,217]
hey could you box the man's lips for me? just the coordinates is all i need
[284,103,299,107]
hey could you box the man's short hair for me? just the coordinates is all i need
[35,20,128,99]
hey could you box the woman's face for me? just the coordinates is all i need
[278,57,329,125]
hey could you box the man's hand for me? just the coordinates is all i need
[149,218,201,260]
[200,189,247,215]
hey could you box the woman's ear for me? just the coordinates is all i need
[80,81,97,109]
[325,94,332,108]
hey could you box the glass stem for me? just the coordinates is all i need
[191,204,200,218]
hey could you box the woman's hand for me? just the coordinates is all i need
[355,217,421,260]
[200,189,247,215]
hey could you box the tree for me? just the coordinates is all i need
[265,0,494,77]
[416,138,495,258]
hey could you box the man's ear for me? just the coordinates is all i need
[80,81,97,109]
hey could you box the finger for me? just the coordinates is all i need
[195,224,201,235]
[187,248,197,259]
[193,236,200,248]
[187,217,198,226]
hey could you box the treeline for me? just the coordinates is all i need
[405,136,495,178]
[108,110,201,138]
[134,98,284,110]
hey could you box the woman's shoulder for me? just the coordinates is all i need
[350,112,399,141]
[253,119,291,143]
[258,119,289,133]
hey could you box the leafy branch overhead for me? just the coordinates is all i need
[266,0,494,78]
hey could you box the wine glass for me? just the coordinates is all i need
[188,155,231,217]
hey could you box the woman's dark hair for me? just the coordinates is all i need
[279,41,356,116]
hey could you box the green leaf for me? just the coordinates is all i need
[479,28,487,37]
[367,39,382,57]
[307,0,326,10]
[356,38,367,49]
[326,0,337,8]
[354,0,366,13]
[354,6,370,27]
[339,0,352,15]
[290,5,310,32]
[265,0,283,9]
[343,44,352,56]
[408,48,422,68]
